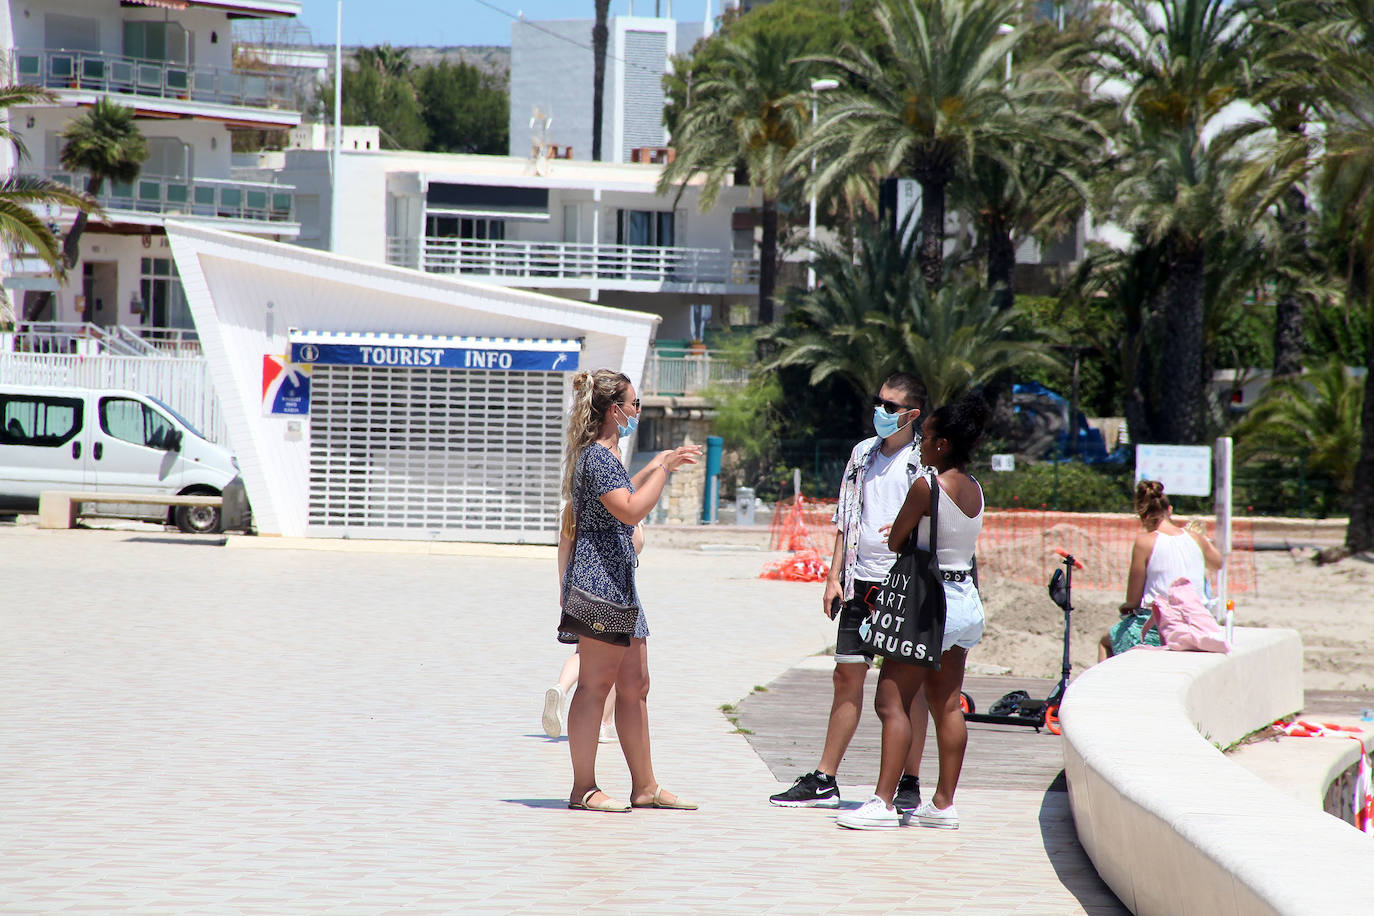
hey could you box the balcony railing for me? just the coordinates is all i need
[642,350,750,397]
[13,47,296,110]
[387,236,760,288]
[5,323,199,357]
[43,169,295,224]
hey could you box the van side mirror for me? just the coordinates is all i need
[164,429,183,452]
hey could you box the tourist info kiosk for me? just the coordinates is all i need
[287,330,580,543]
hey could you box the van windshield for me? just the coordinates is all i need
[147,396,206,440]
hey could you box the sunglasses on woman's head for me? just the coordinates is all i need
[872,395,916,413]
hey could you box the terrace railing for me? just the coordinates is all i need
[13,47,296,110]
[43,169,295,224]
[642,350,750,396]
[387,236,760,288]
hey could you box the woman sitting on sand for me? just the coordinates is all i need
[1098,479,1223,661]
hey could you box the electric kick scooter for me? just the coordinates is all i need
[960,550,1082,735]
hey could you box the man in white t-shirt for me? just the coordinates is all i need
[770,373,933,811]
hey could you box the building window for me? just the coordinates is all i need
[140,257,192,330]
[124,21,188,64]
[426,215,506,241]
[617,209,674,248]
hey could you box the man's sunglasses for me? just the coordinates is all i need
[873,395,918,413]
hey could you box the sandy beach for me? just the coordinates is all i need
[977,549,1374,692]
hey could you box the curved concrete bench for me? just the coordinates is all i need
[1059,627,1374,915]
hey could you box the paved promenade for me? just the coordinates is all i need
[1,528,1121,914]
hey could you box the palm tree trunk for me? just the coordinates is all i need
[1347,302,1374,554]
[758,194,778,325]
[591,1,610,162]
[1159,235,1207,444]
[1272,186,1309,377]
[986,218,1015,311]
[23,175,103,322]
[915,173,946,290]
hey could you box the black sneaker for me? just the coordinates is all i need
[894,774,922,813]
[769,771,840,808]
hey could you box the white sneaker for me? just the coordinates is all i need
[914,800,959,829]
[836,795,901,830]
[542,686,565,738]
[598,722,618,744]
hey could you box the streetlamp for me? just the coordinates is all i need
[807,78,839,290]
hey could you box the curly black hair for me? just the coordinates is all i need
[927,391,991,467]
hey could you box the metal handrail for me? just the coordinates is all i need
[7,322,201,357]
[41,168,295,224]
[12,47,296,110]
[642,350,750,396]
[386,236,760,286]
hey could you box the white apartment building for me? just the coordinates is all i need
[508,9,708,165]
[268,144,760,342]
[1,0,303,347]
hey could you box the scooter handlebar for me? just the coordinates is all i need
[1054,548,1085,570]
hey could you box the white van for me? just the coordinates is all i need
[0,385,241,533]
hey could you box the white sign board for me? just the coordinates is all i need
[1135,444,1212,497]
[990,453,1016,472]
[896,178,919,247]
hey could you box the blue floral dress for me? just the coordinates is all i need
[562,444,649,640]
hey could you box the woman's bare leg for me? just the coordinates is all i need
[923,647,969,809]
[568,636,625,805]
[557,651,580,694]
[602,686,617,728]
[1098,633,1113,663]
[873,661,927,804]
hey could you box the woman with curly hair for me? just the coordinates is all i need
[557,368,700,813]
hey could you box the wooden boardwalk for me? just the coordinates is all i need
[736,671,1374,794]
[736,670,1068,791]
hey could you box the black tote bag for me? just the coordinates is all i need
[861,472,947,669]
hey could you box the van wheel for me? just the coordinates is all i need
[176,502,221,534]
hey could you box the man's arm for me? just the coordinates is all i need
[822,529,844,617]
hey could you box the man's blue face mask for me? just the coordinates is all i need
[872,405,914,438]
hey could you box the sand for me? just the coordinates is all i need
[976,549,1374,692]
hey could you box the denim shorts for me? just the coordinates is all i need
[835,579,883,666]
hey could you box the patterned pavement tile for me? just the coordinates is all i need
[0,529,1124,914]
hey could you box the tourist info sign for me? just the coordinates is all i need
[1135,444,1212,497]
[288,334,580,373]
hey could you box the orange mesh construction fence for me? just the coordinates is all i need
[976,510,1256,593]
[760,496,839,582]
[761,501,1256,593]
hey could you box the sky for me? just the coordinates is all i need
[289,1,702,48]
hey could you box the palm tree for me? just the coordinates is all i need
[760,217,925,403]
[1234,0,1333,378]
[1231,359,1364,497]
[796,0,1030,289]
[0,85,97,324]
[1307,1,1374,554]
[22,98,144,321]
[355,44,413,80]
[658,30,815,325]
[1083,0,1256,444]
[762,219,1061,409]
[591,0,611,161]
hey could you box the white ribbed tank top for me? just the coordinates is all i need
[1142,530,1205,604]
[915,481,984,569]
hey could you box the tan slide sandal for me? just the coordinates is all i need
[631,787,698,810]
[568,787,630,812]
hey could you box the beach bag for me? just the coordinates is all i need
[1139,578,1229,653]
[860,472,946,669]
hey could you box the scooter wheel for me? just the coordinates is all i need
[1046,705,1062,735]
[959,692,975,714]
